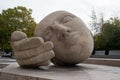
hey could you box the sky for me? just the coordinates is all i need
[1,0,120,29]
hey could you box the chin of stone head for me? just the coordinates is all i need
[35,11,94,66]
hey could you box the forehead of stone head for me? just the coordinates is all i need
[34,11,76,36]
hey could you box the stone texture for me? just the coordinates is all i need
[1,63,120,80]
[11,31,27,41]
[35,11,94,65]
[11,11,94,68]
[14,42,54,60]
[13,37,44,51]
[17,50,54,67]
[11,31,55,68]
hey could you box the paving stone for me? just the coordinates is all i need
[1,63,120,80]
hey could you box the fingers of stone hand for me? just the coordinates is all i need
[14,41,54,60]
[17,50,55,66]
[43,41,54,51]
[13,37,44,51]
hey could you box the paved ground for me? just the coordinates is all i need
[84,58,120,67]
[1,63,120,80]
[0,57,16,64]
[0,57,120,80]
[0,57,16,69]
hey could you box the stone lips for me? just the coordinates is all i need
[35,11,94,66]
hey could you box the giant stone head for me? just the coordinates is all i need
[34,11,94,66]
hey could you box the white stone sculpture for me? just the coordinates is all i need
[11,11,94,67]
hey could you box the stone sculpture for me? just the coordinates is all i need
[11,31,55,68]
[11,11,94,68]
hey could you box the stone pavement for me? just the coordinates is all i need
[0,57,16,69]
[84,58,120,67]
[1,63,120,80]
[0,57,16,64]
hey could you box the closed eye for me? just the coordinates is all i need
[63,16,73,23]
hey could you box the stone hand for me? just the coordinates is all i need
[11,31,55,68]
